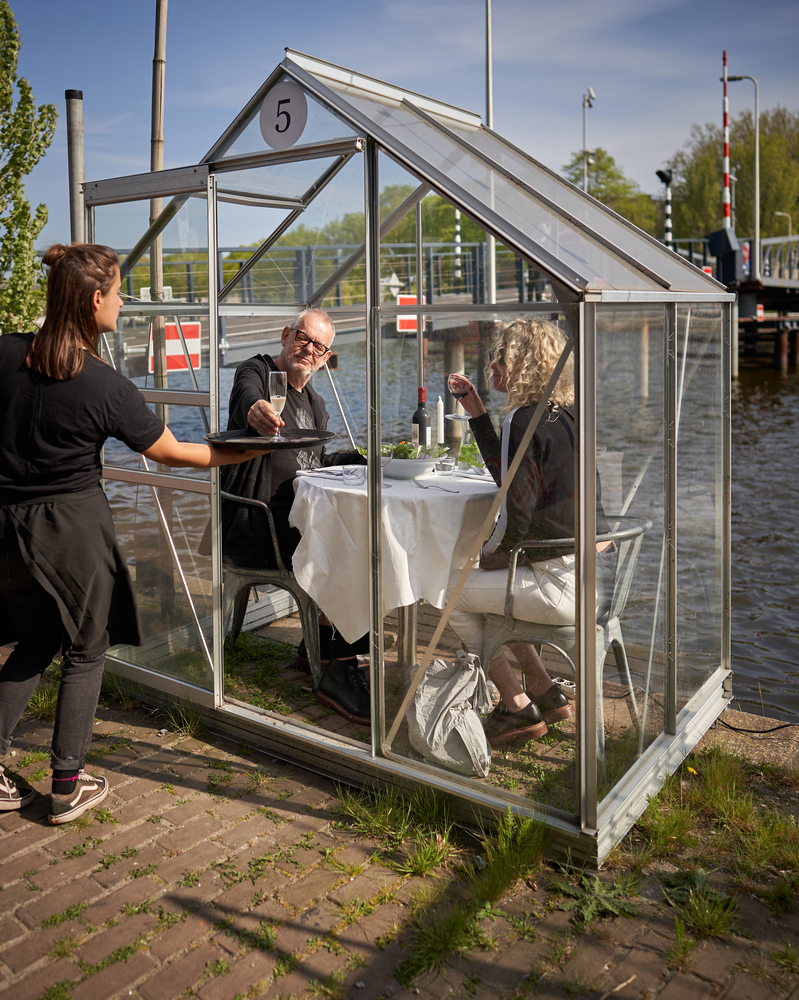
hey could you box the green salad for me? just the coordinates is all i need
[458,440,485,469]
[358,442,449,460]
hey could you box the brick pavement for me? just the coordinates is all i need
[0,704,796,1000]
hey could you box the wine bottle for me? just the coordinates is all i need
[412,387,432,450]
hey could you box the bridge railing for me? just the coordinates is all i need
[761,235,799,282]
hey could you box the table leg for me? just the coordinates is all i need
[396,603,418,668]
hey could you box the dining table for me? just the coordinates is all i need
[289,466,497,645]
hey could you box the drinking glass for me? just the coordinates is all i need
[267,370,288,441]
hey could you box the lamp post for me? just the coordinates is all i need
[656,169,673,248]
[728,74,760,282]
[582,87,596,192]
[774,211,793,238]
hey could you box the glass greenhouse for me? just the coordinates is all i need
[85,50,733,863]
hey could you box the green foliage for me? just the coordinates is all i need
[552,872,639,928]
[43,902,88,928]
[661,869,739,939]
[668,108,799,239]
[0,1,56,333]
[562,147,656,234]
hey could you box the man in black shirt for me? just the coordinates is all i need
[221,310,370,725]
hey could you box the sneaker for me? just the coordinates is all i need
[0,765,35,811]
[482,701,547,747]
[317,657,371,726]
[49,771,109,826]
[532,683,575,724]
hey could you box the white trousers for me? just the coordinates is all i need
[448,551,617,652]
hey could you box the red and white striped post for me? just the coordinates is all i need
[722,51,731,229]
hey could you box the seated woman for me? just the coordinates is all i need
[448,318,615,747]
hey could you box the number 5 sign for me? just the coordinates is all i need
[260,81,308,151]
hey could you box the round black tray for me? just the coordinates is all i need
[205,429,336,451]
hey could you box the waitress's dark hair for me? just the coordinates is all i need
[27,243,119,380]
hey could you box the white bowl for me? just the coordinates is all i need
[383,458,437,480]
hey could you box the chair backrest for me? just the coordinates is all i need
[603,515,651,622]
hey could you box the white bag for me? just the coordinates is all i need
[407,650,492,777]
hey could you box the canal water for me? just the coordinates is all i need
[120,337,799,724]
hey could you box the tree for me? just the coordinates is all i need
[0,1,56,333]
[562,148,657,234]
[667,109,799,239]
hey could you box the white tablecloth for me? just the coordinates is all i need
[289,468,497,642]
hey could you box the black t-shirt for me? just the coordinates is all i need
[0,332,165,501]
[269,382,325,492]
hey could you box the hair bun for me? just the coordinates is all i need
[42,244,69,268]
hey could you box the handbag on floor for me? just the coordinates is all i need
[407,649,492,777]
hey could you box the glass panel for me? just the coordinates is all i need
[218,155,366,307]
[335,91,657,292]
[451,127,716,294]
[107,485,213,689]
[217,156,341,204]
[216,74,358,160]
[595,305,667,797]
[379,304,579,818]
[675,303,724,704]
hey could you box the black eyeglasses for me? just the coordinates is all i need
[488,347,506,364]
[290,327,331,358]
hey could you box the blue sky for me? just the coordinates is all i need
[12,0,799,247]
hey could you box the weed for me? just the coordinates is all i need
[43,902,88,928]
[94,853,121,872]
[26,765,47,782]
[472,809,548,905]
[63,844,87,859]
[664,918,698,969]
[273,953,299,978]
[160,698,204,737]
[161,782,175,794]
[375,925,400,950]
[48,935,84,958]
[102,671,142,711]
[148,815,162,824]
[156,906,185,930]
[763,873,799,916]
[389,831,454,877]
[22,868,38,879]
[335,784,412,849]
[462,972,481,996]
[206,758,233,772]
[93,808,117,825]
[248,918,279,952]
[509,914,537,943]
[561,974,592,996]
[18,749,49,768]
[396,906,496,986]
[772,942,799,975]
[404,882,449,921]
[206,958,231,977]
[334,897,374,925]
[327,856,367,879]
[39,980,75,1000]
[177,870,201,887]
[662,870,739,939]
[307,967,348,999]
[78,939,143,977]
[27,680,59,720]
[121,899,153,916]
[131,862,160,879]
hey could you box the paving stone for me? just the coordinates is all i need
[0,814,59,851]
[77,911,157,965]
[600,946,669,999]
[342,940,405,998]
[197,947,276,1000]
[0,850,52,885]
[154,813,222,855]
[16,875,103,930]
[0,918,85,973]
[721,971,782,999]
[147,906,218,961]
[334,904,405,958]
[278,865,345,910]
[0,958,78,1000]
[218,813,280,850]
[137,941,224,1000]
[691,938,754,983]
[561,933,623,989]
[156,839,227,885]
[72,947,156,999]
[84,877,163,926]
[0,917,24,949]
[657,970,717,999]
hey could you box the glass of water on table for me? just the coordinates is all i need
[267,370,289,442]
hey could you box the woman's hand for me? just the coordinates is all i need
[448,375,486,418]
[247,399,284,436]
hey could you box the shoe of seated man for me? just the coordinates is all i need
[532,683,575,724]
[0,765,35,811]
[49,771,109,826]
[482,701,547,746]
[317,657,371,726]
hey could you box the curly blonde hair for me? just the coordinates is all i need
[489,317,574,409]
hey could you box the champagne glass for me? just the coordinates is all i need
[444,371,473,446]
[267,370,288,441]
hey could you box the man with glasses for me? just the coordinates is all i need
[220,309,370,723]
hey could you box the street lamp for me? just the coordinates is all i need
[774,212,793,238]
[582,87,596,193]
[656,169,673,247]
[728,74,760,282]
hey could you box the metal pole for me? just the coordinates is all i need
[583,95,588,193]
[722,52,731,230]
[150,0,168,397]
[65,90,85,244]
[485,0,496,304]
[727,73,760,280]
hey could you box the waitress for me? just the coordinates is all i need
[0,243,263,824]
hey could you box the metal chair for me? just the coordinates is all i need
[481,515,652,761]
[221,491,322,691]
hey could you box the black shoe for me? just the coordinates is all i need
[330,632,370,660]
[317,657,371,726]
[483,702,547,747]
[532,684,575,724]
